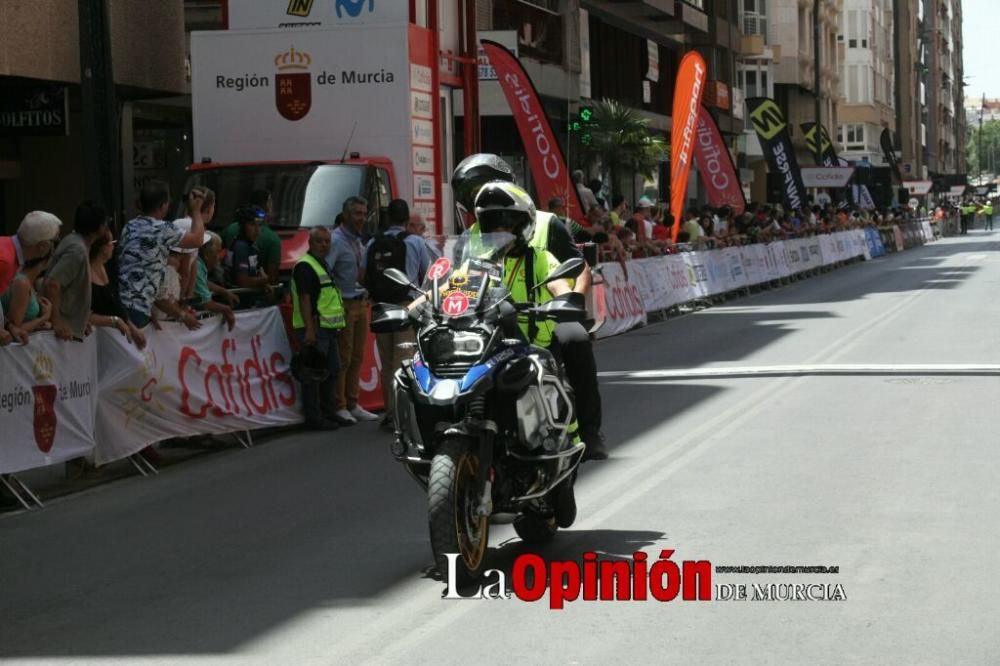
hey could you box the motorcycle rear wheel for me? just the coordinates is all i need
[428,438,490,585]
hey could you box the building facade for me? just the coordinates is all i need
[894,0,925,180]
[921,0,966,178]
[836,0,895,167]
[749,0,842,202]
[0,0,190,233]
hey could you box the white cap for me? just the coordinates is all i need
[636,196,655,208]
[171,217,211,254]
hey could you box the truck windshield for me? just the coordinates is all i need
[180,164,365,229]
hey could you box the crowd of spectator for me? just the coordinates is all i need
[0,181,277,349]
[553,181,950,267]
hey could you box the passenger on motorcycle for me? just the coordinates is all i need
[472,181,571,348]
[452,153,609,461]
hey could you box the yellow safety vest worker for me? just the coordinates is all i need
[291,253,346,330]
[530,211,553,250]
[502,247,559,349]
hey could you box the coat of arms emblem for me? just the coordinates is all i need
[275,47,312,121]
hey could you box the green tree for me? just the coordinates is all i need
[966,119,1000,179]
[577,99,665,199]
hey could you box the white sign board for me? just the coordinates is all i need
[94,310,301,464]
[477,31,517,81]
[904,180,933,196]
[190,27,413,200]
[0,334,99,474]
[800,167,855,188]
[226,0,408,29]
[646,40,659,82]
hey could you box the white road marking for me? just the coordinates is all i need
[600,364,1000,380]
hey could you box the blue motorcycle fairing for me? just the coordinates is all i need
[411,343,531,396]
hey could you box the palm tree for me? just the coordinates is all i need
[579,98,666,200]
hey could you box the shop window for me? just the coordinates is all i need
[493,1,563,64]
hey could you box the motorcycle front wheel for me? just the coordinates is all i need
[428,437,489,585]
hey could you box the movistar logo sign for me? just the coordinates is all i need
[336,0,375,18]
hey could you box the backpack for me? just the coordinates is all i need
[365,231,411,303]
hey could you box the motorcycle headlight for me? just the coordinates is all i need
[420,328,489,365]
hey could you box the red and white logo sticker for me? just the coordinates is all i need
[426,257,452,282]
[441,291,469,317]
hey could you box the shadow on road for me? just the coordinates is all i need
[2,233,996,658]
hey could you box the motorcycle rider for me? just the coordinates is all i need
[452,154,609,461]
[472,180,581,527]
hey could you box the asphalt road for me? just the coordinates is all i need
[2,231,999,665]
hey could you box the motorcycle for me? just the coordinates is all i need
[371,232,588,584]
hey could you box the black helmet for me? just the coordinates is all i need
[291,346,330,383]
[452,154,515,214]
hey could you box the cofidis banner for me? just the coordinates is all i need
[746,97,807,211]
[94,309,302,464]
[481,40,587,225]
[695,105,745,216]
[670,51,708,241]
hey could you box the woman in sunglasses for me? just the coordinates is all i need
[0,243,53,335]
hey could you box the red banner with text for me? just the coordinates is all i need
[694,105,746,216]
[481,40,587,225]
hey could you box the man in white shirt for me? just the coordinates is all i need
[573,170,599,214]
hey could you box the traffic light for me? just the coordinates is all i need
[580,106,594,123]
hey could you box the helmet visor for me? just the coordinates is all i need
[477,208,529,234]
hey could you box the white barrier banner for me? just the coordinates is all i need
[94,309,302,464]
[591,231,872,340]
[921,221,934,241]
[0,334,98,474]
[593,262,647,339]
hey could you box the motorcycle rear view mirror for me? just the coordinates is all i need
[384,268,418,290]
[533,257,585,292]
[370,303,411,333]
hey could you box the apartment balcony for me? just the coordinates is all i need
[738,33,766,57]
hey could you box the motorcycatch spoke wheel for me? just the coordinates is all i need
[428,438,489,585]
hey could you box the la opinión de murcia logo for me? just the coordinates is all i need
[444,551,713,609]
[444,553,847,607]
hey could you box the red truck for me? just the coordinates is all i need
[181,156,398,274]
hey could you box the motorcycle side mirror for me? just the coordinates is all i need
[384,268,419,290]
[534,257,585,292]
[370,303,411,333]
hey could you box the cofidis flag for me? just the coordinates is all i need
[670,51,708,241]
[481,40,587,225]
[747,97,808,211]
[695,106,746,216]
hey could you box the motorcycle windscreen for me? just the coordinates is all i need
[422,232,514,317]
